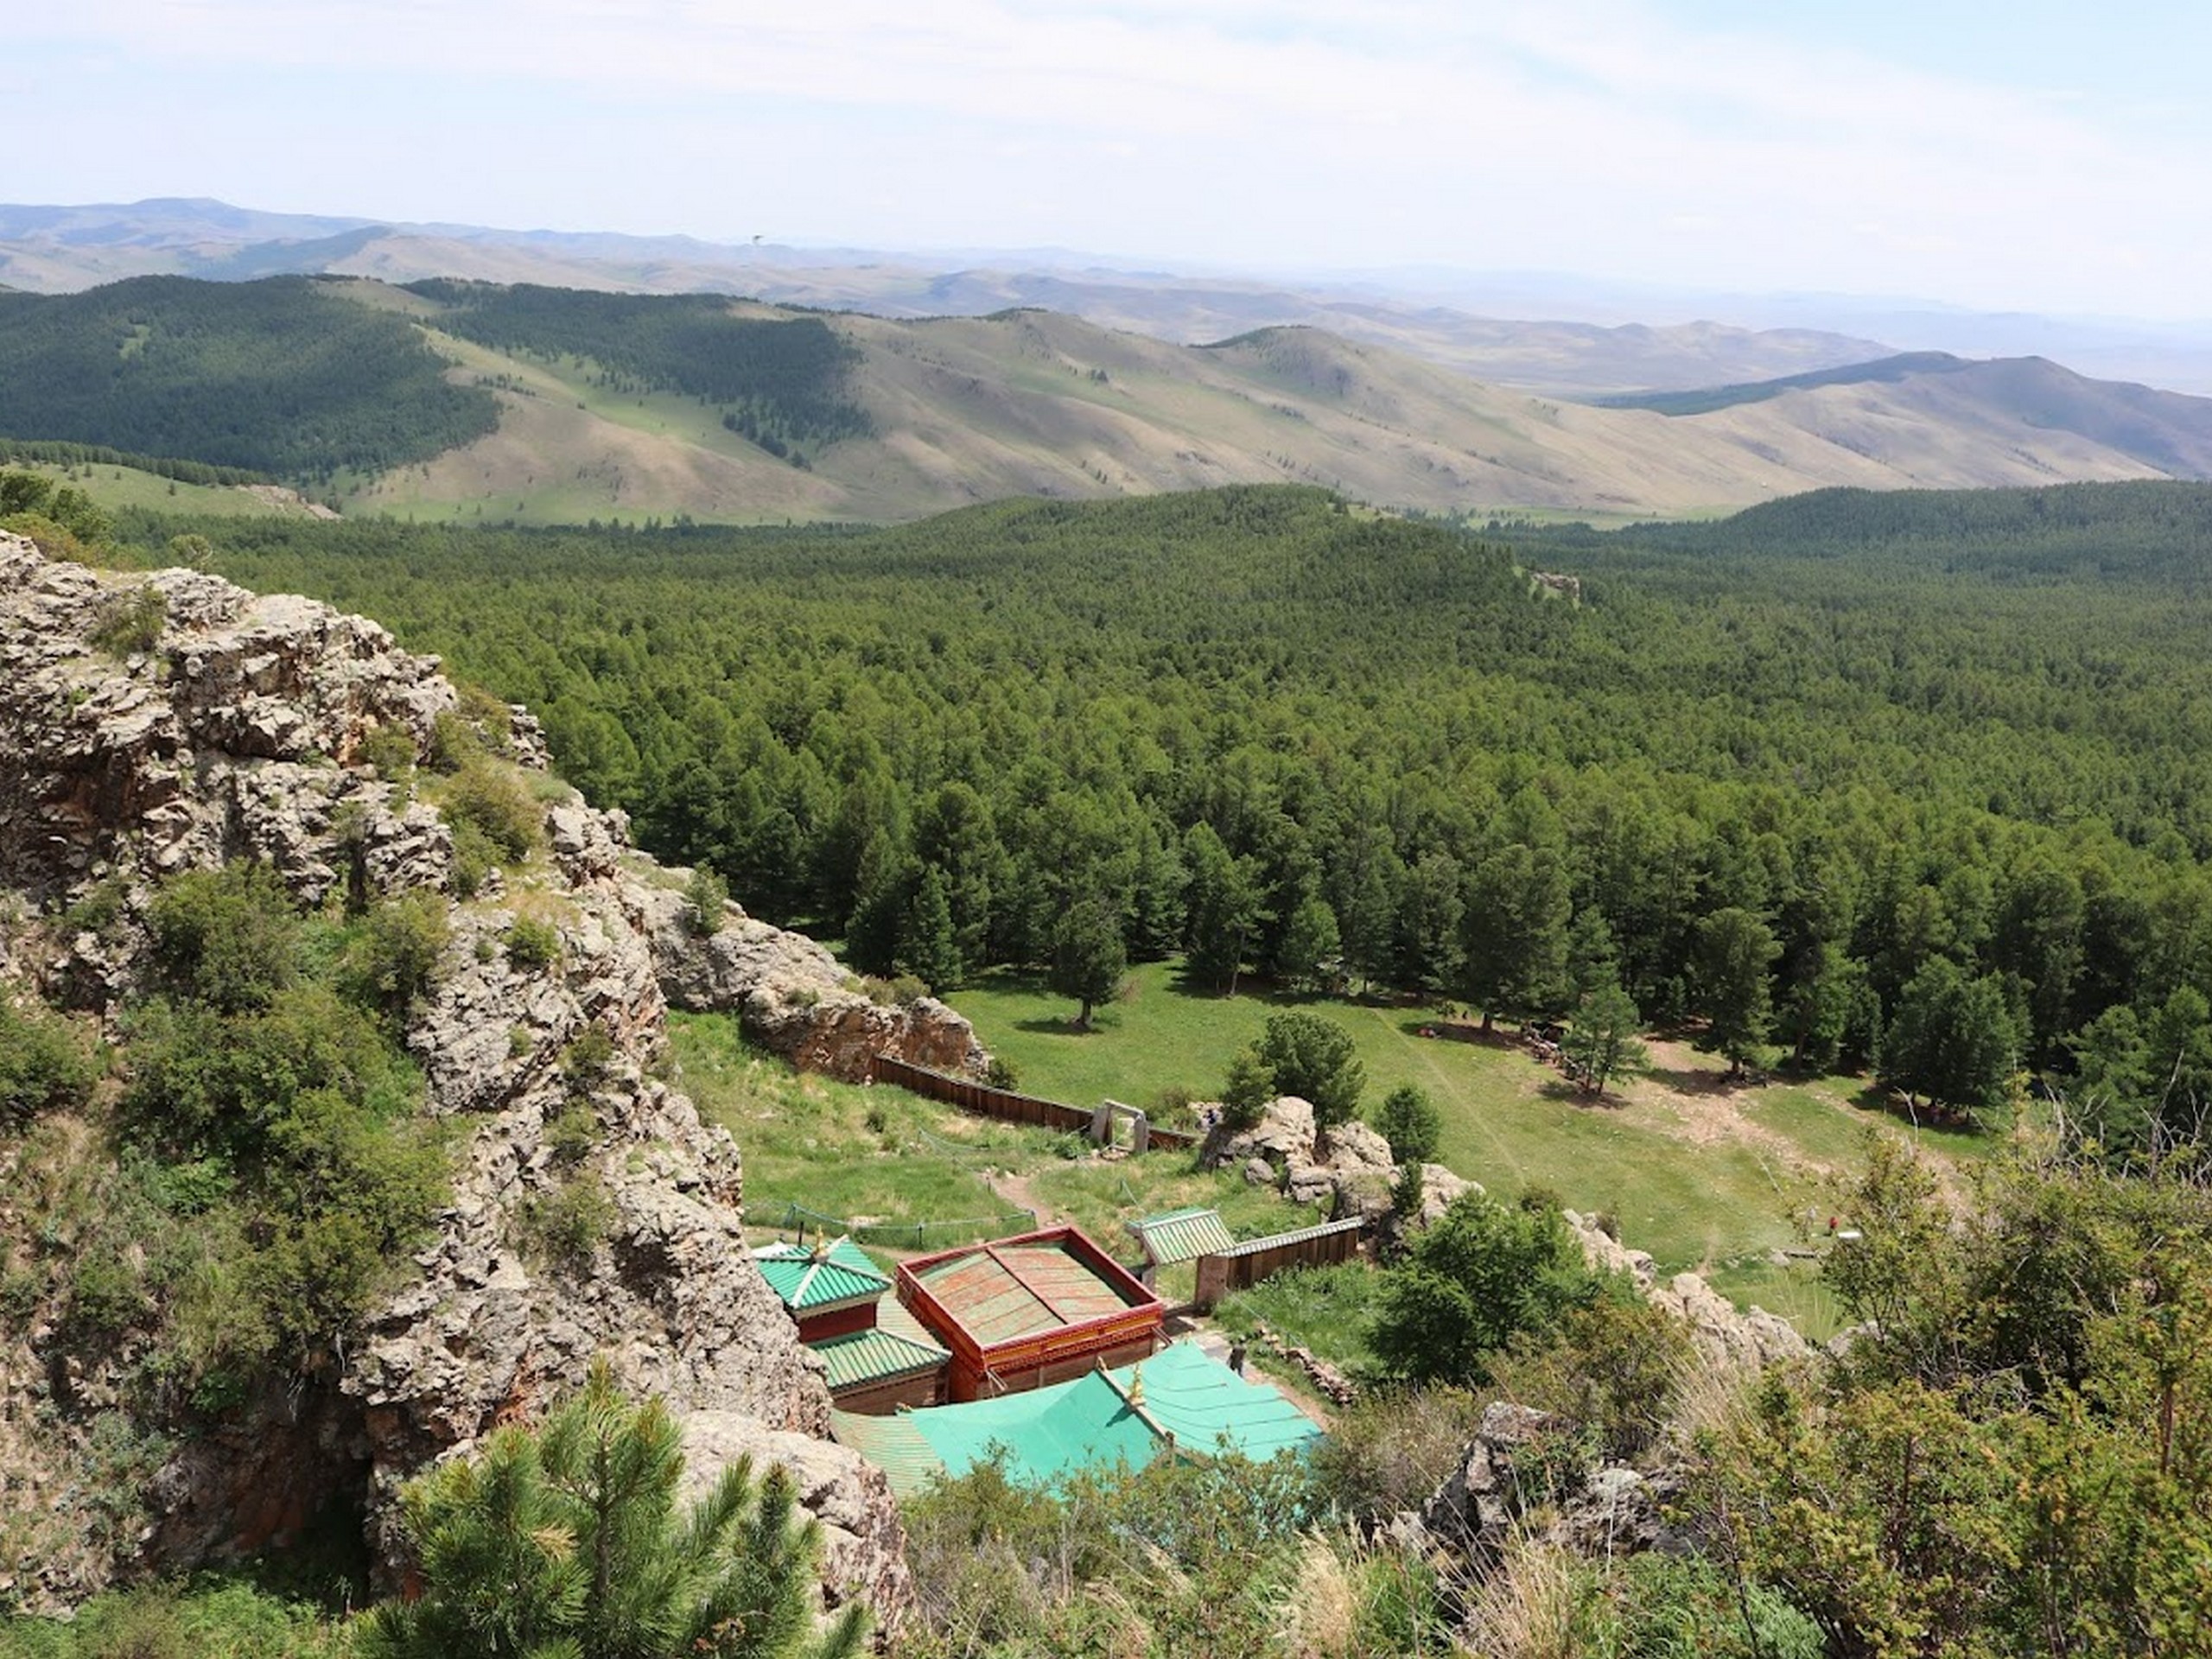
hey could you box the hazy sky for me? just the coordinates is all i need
[11,0,2209,319]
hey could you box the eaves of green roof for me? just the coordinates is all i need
[1126,1206,1236,1267]
[815,1326,949,1392]
[828,1340,1321,1498]
[754,1238,893,1312]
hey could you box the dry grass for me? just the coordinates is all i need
[308,284,2182,528]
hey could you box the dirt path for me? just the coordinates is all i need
[1620,1038,1835,1168]
[982,1167,1057,1227]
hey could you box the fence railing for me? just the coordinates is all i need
[771,1199,1038,1253]
[869,1056,1202,1154]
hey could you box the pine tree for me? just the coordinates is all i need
[360,1360,865,1659]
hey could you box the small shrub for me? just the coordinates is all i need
[983,1055,1020,1090]
[358,721,417,779]
[341,890,451,1023]
[0,999,96,1125]
[863,1104,890,1135]
[1220,1045,1277,1129]
[683,865,728,936]
[60,874,131,938]
[442,763,540,864]
[426,710,482,773]
[1307,1387,1489,1526]
[89,585,168,658]
[519,1174,614,1274]
[1371,1084,1443,1164]
[561,1025,617,1094]
[504,915,562,971]
[859,974,930,1007]
[545,1103,597,1166]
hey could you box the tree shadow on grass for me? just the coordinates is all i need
[1014,1013,1114,1037]
[1536,1077,1624,1109]
[1846,1081,1977,1135]
[1645,1062,1751,1097]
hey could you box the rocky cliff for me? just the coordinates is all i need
[0,535,974,1623]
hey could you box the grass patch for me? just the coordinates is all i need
[1701,1255,1850,1344]
[672,1012,1029,1246]
[1211,1261,1380,1376]
[950,959,1980,1315]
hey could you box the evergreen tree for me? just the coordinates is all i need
[361,1360,864,1659]
[1255,1010,1364,1128]
[1371,1083,1442,1164]
[1878,957,2024,1120]
[1183,823,1266,995]
[1694,906,1779,1077]
[1564,982,1649,1099]
[1047,895,1127,1029]
[894,865,963,993]
[1274,891,1342,991]
[1460,841,1572,1029]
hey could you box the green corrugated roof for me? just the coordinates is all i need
[1121,1340,1323,1463]
[753,1238,892,1312]
[814,1326,949,1392]
[1126,1206,1236,1267]
[828,1341,1321,1498]
[1210,1216,1365,1258]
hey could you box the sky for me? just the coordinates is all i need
[10,0,2211,321]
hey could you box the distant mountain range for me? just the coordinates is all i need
[0,196,1935,399]
[3,268,2207,527]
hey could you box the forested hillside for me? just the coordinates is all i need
[405,280,873,461]
[0,276,497,479]
[147,479,2212,1146]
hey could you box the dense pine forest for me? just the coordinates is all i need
[135,479,2212,1145]
[0,277,499,480]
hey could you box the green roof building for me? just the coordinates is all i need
[753,1238,950,1412]
[829,1339,1322,1497]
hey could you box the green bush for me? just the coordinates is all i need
[358,721,417,779]
[88,585,167,658]
[341,891,451,1022]
[560,1024,617,1094]
[1371,1083,1442,1164]
[1255,1010,1364,1127]
[1371,1191,1606,1385]
[441,763,539,864]
[1306,1386,1489,1527]
[503,915,562,970]
[544,1103,597,1166]
[146,862,301,1014]
[517,1174,615,1275]
[683,864,728,936]
[0,1577,352,1657]
[0,999,94,1125]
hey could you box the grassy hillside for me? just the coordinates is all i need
[7,274,2209,526]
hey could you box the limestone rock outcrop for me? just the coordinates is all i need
[1562,1208,1812,1368]
[635,878,985,1081]
[0,537,915,1622]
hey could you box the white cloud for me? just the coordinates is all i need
[17,0,2212,315]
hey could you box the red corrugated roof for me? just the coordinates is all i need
[906,1228,1157,1350]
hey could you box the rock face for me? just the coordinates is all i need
[1202,1095,1408,1222]
[1414,1402,1692,1573]
[1562,1209,1812,1368]
[0,538,915,1624]
[637,879,985,1082]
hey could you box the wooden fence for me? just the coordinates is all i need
[1192,1217,1368,1311]
[869,1057,1201,1154]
